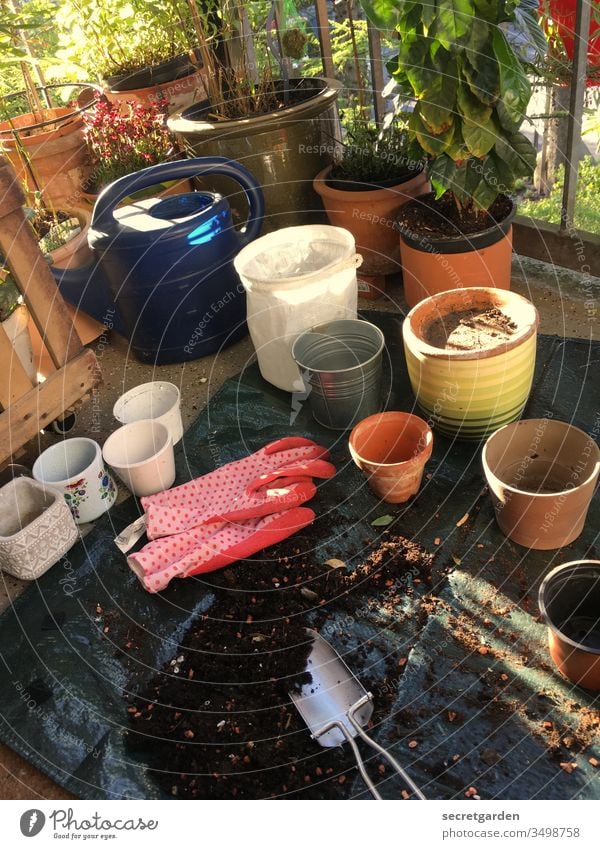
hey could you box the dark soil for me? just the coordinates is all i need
[425,308,518,351]
[327,164,421,193]
[184,78,326,123]
[124,520,435,799]
[397,192,513,239]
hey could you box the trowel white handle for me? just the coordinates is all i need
[347,694,426,800]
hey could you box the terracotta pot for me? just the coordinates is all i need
[403,287,539,440]
[482,419,600,549]
[77,177,195,210]
[349,412,433,503]
[539,560,600,690]
[105,69,207,114]
[313,165,429,277]
[0,85,101,207]
[168,78,341,229]
[397,194,516,308]
[47,208,93,271]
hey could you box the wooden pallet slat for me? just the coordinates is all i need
[0,156,101,467]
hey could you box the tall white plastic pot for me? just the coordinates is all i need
[234,225,360,392]
[2,304,36,382]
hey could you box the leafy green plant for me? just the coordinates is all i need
[330,107,419,184]
[54,0,197,79]
[0,261,21,322]
[361,0,546,218]
[518,156,600,235]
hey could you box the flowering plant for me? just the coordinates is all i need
[82,97,174,192]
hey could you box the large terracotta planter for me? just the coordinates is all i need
[168,78,341,229]
[0,85,100,207]
[539,561,600,690]
[482,419,600,549]
[403,287,539,440]
[349,411,433,503]
[313,165,429,278]
[397,194,516,308]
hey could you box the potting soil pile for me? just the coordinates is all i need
[0,312,598,800]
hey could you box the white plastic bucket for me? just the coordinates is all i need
[113,381,183,445]
[2,304,36,382]
[234,225,360,392]
[102,420,175,498]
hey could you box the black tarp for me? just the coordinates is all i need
[0,312,598,799]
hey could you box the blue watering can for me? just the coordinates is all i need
[52,157,264,364]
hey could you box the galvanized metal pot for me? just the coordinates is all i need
[291,319,384,430]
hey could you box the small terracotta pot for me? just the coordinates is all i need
[539,560,600,690]
[47,208,93,271]
[403,287,539,440]
[397,194,515,307]
[349,412,433,503]
[314,165,429,277]
[482,418,600,549]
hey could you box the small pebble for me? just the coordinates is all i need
[408,740,418,749]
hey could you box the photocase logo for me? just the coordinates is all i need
[19,810,46,837]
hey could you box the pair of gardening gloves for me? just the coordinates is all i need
[122,437,335,593]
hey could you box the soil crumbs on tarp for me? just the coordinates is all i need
[124,522,434,799]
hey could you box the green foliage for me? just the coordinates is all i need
[54,0,197,78]
[518,157,600,236]
[0,250,20,322]
[331,107,419,184]
[361,0,545,213]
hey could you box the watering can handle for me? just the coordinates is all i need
[91,156,264,241]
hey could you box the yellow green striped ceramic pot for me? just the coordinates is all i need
[402,288,539,440]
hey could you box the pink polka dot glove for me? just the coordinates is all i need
[140,437,335,539]
[128,504,316,593]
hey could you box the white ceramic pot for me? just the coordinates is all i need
[0,477,79,580]
[32,438,117,524]
[102,420,175,498]
[113,381,183,444]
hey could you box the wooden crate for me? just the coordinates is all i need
[0,157,100,466]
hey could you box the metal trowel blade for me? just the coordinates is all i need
[289,628,374,748]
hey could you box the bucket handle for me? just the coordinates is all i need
[91,156,264,242]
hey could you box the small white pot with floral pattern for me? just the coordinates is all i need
[32,438,117,524]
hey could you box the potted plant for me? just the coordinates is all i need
[313,108,428,298]
[55,0,206,110]
[0,78,101,209]
[361,0,544,307]
[0,260,36,382]
[167,2,341,229]
[79,97,189,203]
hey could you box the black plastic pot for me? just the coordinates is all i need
[105,53,198,92]
[395,192,517,307]
[397,192,516,253]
